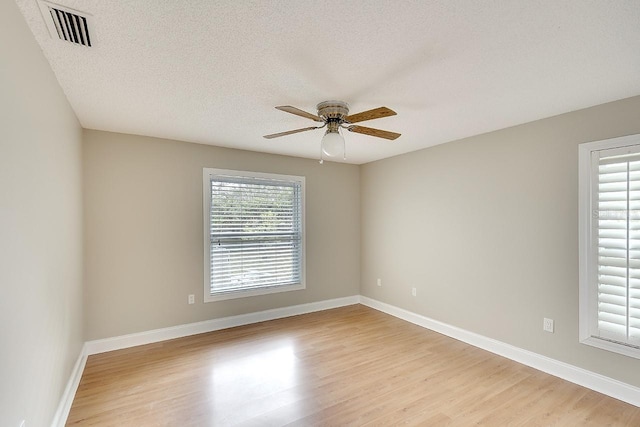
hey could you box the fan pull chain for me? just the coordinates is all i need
[343,134,347,161]
[319,143,324,164]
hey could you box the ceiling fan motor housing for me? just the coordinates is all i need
[317,101,349,122]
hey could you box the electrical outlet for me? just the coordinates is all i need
[188,294,195,305]
[377,278,382,287]
[411,287,417,297]
[543,318,554,333]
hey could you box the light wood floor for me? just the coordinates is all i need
[67,305,640,426]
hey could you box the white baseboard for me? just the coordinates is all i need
[51,344,88,427]
[85,295,359,355]
[359,296,640,408]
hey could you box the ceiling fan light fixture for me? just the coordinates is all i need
[321,129,344,157]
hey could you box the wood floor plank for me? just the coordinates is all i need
[67,305,640,426]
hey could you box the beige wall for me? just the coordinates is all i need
[0,2,84,426]
[361,95,640,388]
[83,130,360,340]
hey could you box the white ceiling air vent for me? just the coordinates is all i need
[37,1,93,47]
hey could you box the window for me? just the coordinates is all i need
[579,134,640,359]
[203,168,305,302]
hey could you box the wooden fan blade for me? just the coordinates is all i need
[344,107,397,124]
[347,125,401,140]
[275,106,323,122]
[263,126,320,139]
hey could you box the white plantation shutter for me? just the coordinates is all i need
[593,148,640,348]
[203,169,305,301]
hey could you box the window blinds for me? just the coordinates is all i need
[208,175,302,295]
[595,151,640,347]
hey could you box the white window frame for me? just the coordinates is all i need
[203,168,305,302]
[579,133,640,359]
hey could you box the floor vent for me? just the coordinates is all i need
[37,1,92,47]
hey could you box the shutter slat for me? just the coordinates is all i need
[598,238,627,249]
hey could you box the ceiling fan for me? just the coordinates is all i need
[264,101,401,163]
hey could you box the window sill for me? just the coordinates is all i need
[580,336,640,360]
[204,283,305,303]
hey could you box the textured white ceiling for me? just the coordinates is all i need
[15,0,640,164]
